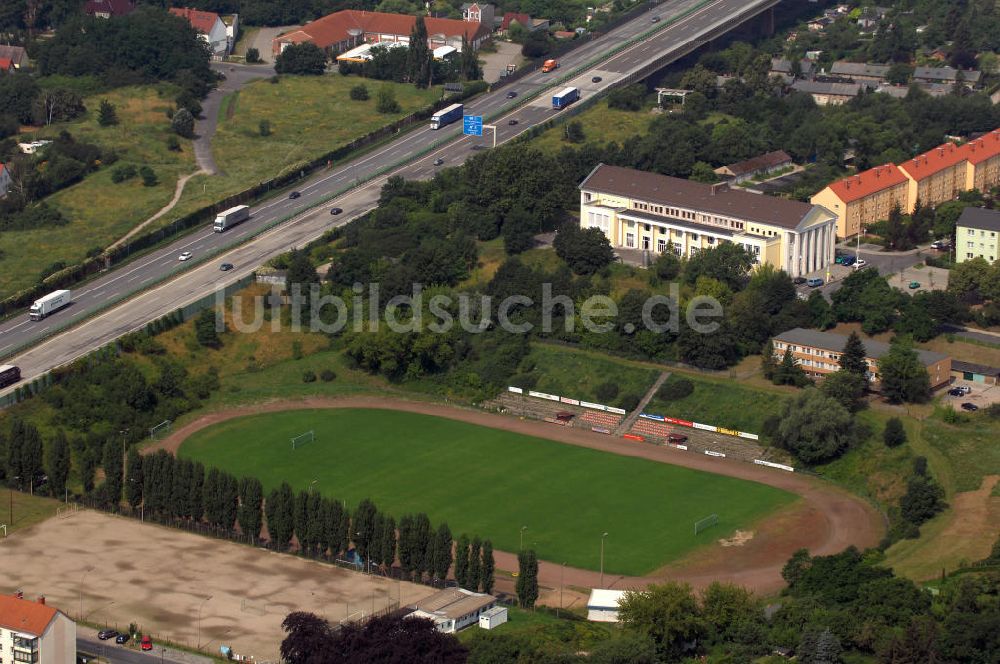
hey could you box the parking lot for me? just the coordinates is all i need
[943,380,1000,411]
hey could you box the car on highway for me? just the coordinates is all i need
[219,262,234,271]
[288,191,301,199]
[806,277,824,288]
[97,630,119,640]
[178,251,192,261]
[115,633,130,645]
[592,76,602,83]
[961,402,979,412]
[330,207,343,215]
[508,119,518,125]
[506,91,518,99]
[651,15,660,22]
[141,635,153,651]
[433,158,444,166]
[855,259,867,269]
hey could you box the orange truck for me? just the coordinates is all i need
[542,59,559,72]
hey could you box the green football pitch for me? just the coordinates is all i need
[178,408,795,575]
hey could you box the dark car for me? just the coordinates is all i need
[591,76,602,83]
[961,402,979,412]
[97,630,119,641]
[288,191,301,199]
[219,262,234,271]
[948,387,964,397]
[433,158,444,166]
[841,255,856,266]
[792,276,807,285]
[506,90,517,99]
[115,633,130,645]
[651,15,660,22]
[330,207,343,215]
[508,119,519,126]
[667,433,688,444]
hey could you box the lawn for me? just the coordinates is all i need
[528,100,656,153]
[2,490,63,537]
[922,415,1000,493]
[0,85,195,298]
[178,408,795,575]
[644,373,790,435]
[523,343,660,406]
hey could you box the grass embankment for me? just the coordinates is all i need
[528,100,656,152]
[645,373,790,435]
[1,491,63,536]
[179,408,795,575]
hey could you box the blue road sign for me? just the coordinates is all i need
[463,115,483,136]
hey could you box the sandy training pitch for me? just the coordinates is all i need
[0,510,433,662]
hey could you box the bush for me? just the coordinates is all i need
[618,392,642,413]
[302,370,317,383]
[139,166,158,187]
[657,377,694,401]
[350,84,370,101]
[595,381,620,402]
[883,417,907,447]
[376,88,400,114]
[259,119,271,136]
[985,403,1000,419]
[320,369,336,382]
[274,42,326,75]
[171,107,194,138]
[165,135,181,151]
[246,47,261,63]
[110,164,137,183]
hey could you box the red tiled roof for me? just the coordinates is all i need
[959,129,1000,165]
[83,0,135,16]
[0,45,27,64]
[276,10,485,50]
[0,58,12,72]
[501,12,532,31]
[898,141,967,181]
[169,7,221,34]
[0,595,59,636]
[826,163,908,203]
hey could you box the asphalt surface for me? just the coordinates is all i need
[0,0,780,395]
[77,635,211,664]
[195,62,277,174]
[797,244,930,301]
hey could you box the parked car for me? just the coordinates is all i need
[505,91,518,99]
[288,191,301,199]
[329,207,343,215]
[115,633,130,645]
[806,277,824,288]
[178,251,192,261]
[961,402,979,412]
[219,262,234,272]
[667,433,688,443]
[841,255,856,266]
[855,259,867,269]
[97,630,119,641]
[908,281,920,289]
[835,255,844,264]
[954,385,972,395]
[792,276,807,285]
[931,240,950,250]
[141,635,153,651]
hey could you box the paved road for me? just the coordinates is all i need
[78,635,211,664]
[0,0,779,395]
[798,244,931,301]
[195,62,276,174]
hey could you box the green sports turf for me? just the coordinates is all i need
[178,408,795,575]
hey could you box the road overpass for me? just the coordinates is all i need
[0,0,783,399]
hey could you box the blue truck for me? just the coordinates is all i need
[552,87,580,110]
[429,103,464,130]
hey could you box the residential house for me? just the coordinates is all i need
[772,328,952,390]
[791,79,861,105]
[714,150,793,184]
[0,45,28,70]
[807,16,834,31]
[951,360,1000,386]
[875,84,909,99]
[0,58,13,73]
[461,3,495,30]
[0,163,11,198]
[811,163,909,238]
[169,7,231,55]
[828,61,890,84]
[273,10,490,58]
[913,66,981,88]
[857,6,890,30]
[769,58,814,84]
[222,14,239,51]
[499,12,547,34]
[0,593,77,664]
[897,142,969,210]
[553,30,576,39]
[407,588,497,634]
[955,207,1000,264]
[960,129,1000,192]
[83,0,135,18]
[579,164,838,278]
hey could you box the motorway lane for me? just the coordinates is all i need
[0,0,776,392]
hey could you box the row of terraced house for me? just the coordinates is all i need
[811,129,1000,239]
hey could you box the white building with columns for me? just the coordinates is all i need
[579,164,837,278]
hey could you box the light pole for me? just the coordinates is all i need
[559,562,566,618]
[197,594,213,650]
[78,566,93,620]
[520,525,527,551]
[600,532,609,588]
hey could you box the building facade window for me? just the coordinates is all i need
[625,233,634,248]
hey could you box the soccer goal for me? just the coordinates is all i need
[149,420,173,440]
[240,598,267,616]
[694,514,719,535]
[56,504,80,519]
[291,430,315,450]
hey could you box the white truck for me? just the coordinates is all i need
[29,289,72,320]
[213,205,251,232]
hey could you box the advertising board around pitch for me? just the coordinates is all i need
[463,115,483,136]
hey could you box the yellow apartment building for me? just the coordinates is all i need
[897,142,969,210]
[811,163,909,239]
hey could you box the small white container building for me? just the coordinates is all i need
[478,606,508,630]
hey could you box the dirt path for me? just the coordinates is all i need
[109,169,208,250]
[152,396,884,596]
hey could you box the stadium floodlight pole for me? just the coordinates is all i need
[197,594,213,650]
[600,532,609,588]
[520,526,527,551]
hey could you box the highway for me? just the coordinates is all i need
[0,0,779,396]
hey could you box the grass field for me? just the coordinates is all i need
[529,100,656,153]
[523,344,660,406]
[1,491,63,537]
[645,373,790,435]
[178,408,795,575]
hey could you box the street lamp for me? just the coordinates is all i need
[197,595,213,650]
[559,562,566,617]
[600,532,609,588]
[520,525,527,551]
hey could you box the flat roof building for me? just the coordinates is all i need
[407,588,497,634]
[772,328,951,390]
[714,150,793,183]
[587,589,627,622]
[580,164,837,278]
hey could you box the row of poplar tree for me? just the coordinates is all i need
[118,449,495,590]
